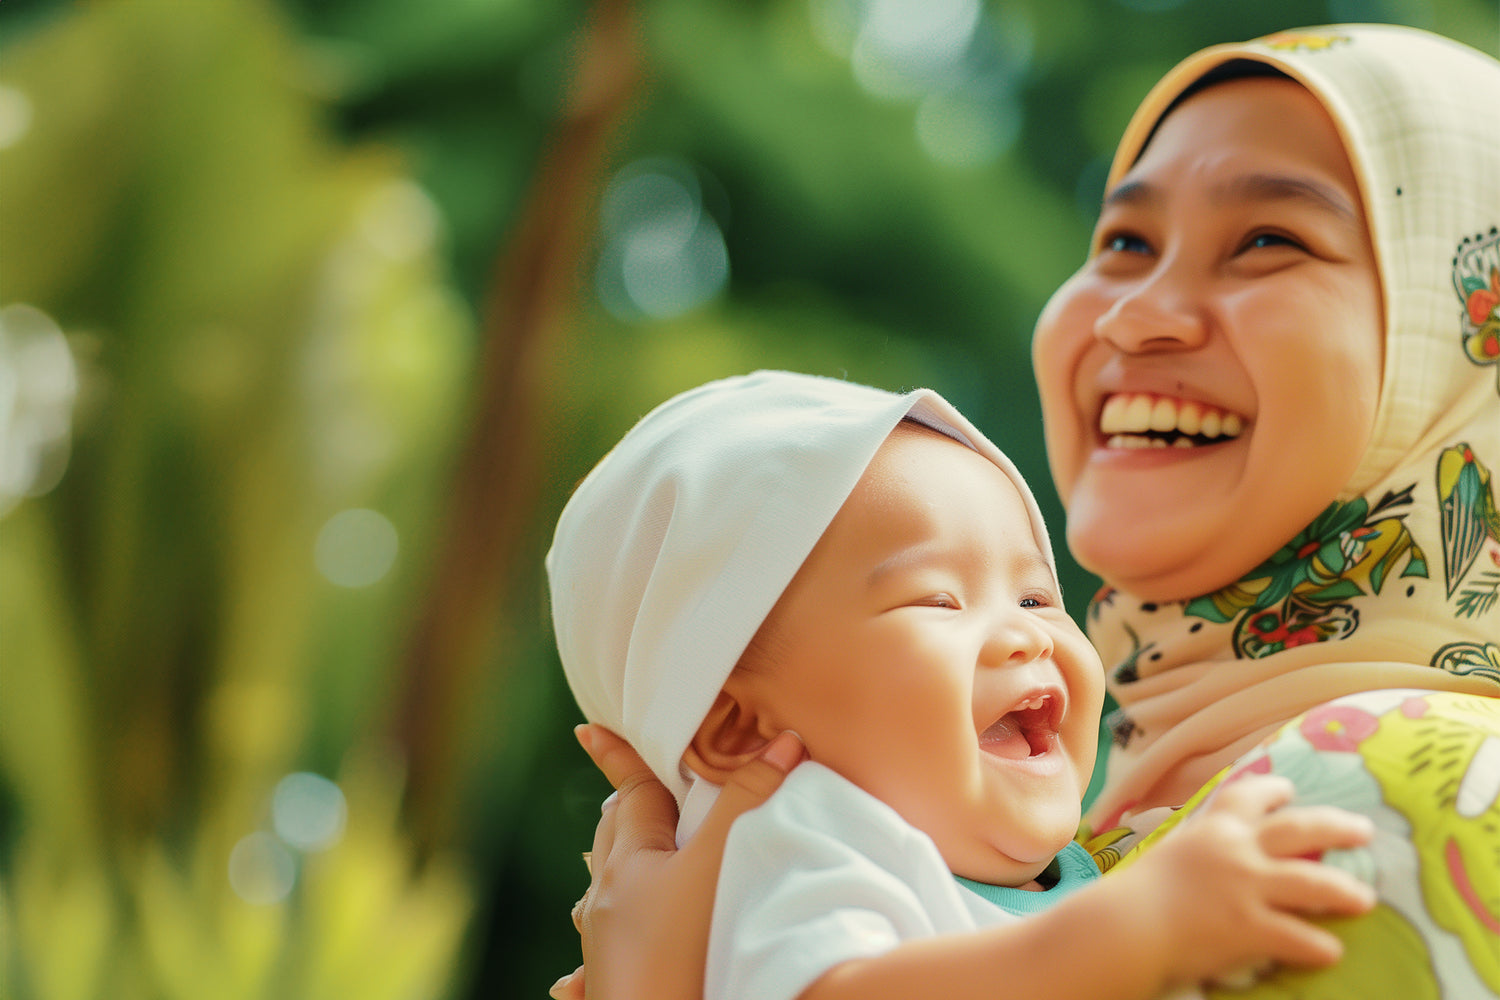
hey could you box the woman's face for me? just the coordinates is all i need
[1032,77,1384,602]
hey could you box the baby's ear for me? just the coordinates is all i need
[683,685,777,783]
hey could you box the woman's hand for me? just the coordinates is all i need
[551,726,806,1000]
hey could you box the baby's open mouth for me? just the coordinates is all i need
[979,693,1061,760]
[1100,392,1245,449]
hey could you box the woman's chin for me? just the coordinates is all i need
[1066,510,1234,603]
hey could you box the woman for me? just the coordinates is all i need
[558,23,1500,1000]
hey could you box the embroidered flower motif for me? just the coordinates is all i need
[1454,228,1500,380]
[1300,703,1379,753]
[1186,489,1428,658]
[1258,30,1351,52]
[1436,443,1500,618]
[1432,640,1500,686]
[1241,603,1357,656]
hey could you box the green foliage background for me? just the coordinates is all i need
[0,1,1494,998]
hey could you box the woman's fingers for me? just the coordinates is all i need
[560,727,805,1000]
[684,730,806,866]
[588,789,618,873]
[577,723,651,790]
[549,968,586,1000]
[578,724,679,856]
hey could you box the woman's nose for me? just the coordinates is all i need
[1093,262,1208,353]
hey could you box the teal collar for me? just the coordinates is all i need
[953,840,1099,916]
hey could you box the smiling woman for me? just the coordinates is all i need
[1033,75,1383,605]
[1040,26,1500,825]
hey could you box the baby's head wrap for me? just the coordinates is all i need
[547,370,1051,818]
[1084,24,1500,826]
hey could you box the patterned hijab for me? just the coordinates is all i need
[1083,24,1500,830]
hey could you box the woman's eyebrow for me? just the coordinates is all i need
[1212,173,1360,226]
[1102,179,1156,209]
[1102,173,1361,229]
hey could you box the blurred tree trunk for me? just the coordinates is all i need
[390,0,642,854]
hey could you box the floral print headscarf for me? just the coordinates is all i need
[1084,24,1500,829]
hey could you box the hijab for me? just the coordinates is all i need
[1084,24,1500,829]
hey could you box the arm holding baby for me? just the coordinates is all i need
[797,773,1373,1000]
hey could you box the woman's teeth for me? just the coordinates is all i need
[1100,393,1244,449]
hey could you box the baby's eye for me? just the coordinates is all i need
[919,593,960,610]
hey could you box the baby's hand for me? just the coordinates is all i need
[1128,773,1375,990]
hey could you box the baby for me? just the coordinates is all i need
[547,370,1375,1000]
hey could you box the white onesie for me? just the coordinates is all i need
[705,762,1099,1000]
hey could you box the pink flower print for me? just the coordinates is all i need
[1300,703,1379,753]
[1219,755,1273,789]
[1401,695,1430,719]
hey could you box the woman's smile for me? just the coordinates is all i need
[1098,392,1245,449]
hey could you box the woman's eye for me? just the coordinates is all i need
[1243,231,1302,251]
[1103,232,1150,255]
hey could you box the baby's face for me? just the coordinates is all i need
[732,424,1104,886]
[1032,77,1383,602]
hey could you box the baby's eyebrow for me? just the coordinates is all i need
[866,545,942,589]
[866,545,1055,591]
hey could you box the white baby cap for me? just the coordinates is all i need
[546,370,1052,814]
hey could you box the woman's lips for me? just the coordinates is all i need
[1099,392,1246,449]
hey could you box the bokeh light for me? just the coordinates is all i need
[358,180,441,263]
[851,0,983,99]
[314,507,400,587]
[0,303,78,515]
[594,158,730,321]
[0,85,31,150]
[228,832,298,905]
[272,772,348,852]
[811,0,1032,167]
[916,81,1022,166]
